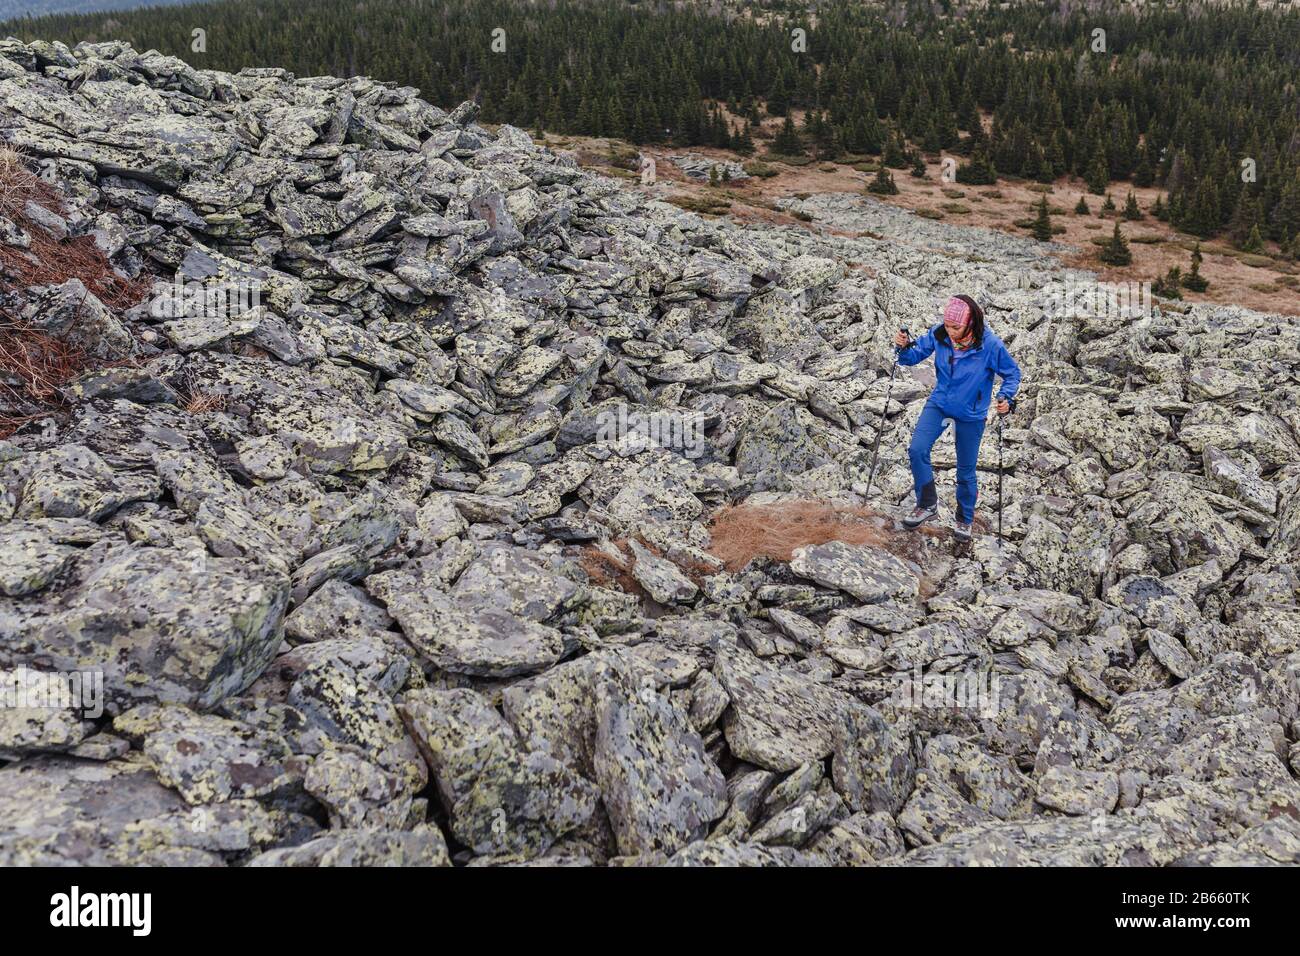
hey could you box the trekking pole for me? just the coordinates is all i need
[996,411,1005,540]
[864,327,908,502]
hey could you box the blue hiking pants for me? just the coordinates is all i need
[908,401,986,523]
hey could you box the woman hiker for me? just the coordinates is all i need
[892,294,1021,542]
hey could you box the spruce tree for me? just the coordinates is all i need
[1100,222,1132,266]
[1032,194,1052,242]
[1153,267,1184,300]
[1182,243,1210,292]
[767,74,789,117]
[882,129,909,169]
[1270,174,1300,243]
[956,142,997,185]
[771,115,804,156]
[736,122,756,155]
[1101,193,1117,216]
[1228,194,1263,247]
[868,166,899,195]
[1085,147,1109,195]
[1123,192,1143,221]
[1075,195,1090,215]
[1133,144,1155,188]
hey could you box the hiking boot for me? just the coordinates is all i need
[952,519,972,542]
[902,504,938,529]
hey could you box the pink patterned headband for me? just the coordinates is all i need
[943,297,972,329]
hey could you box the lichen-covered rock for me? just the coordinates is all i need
[400,687,598,858]
[22,279,135,360]
[303,749,418,830]
[831,703,916,816]
[10,546,289,713]
[789,540,919,603]
[590,662,727,855]
[715,645,846,771]
[368,562,566,678]
[0,523,78,596]
[246,827,451,867]
[627,539,698,605]
[1035,766,1120,816]
[287,659,426,794]
[0,755,317,866]
[0,697,94,758]
[113,704,299,806]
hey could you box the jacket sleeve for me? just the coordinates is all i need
[993,339,1022,401]
[896,327,937,367]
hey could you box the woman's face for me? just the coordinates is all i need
[944,315,970,337]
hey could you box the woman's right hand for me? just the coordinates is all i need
[893,330,910,348]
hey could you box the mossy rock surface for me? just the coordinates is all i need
[666,194,731,215]
[765,152,815,167]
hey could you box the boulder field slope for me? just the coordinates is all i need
[1,39,1299,866]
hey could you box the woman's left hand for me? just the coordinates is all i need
[996,398,1011,416]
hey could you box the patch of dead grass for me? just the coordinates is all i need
[576,543,636,593]
[706,500,957,572]
[182,392,226,414]
[0,148,150,310]
[577,534,718,598]
[580,500,967,602]
[0,149,151,436]
[0,310,92,437]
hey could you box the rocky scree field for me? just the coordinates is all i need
[1,39,1299,867]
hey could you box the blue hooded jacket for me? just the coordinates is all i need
[897,324,1021,422]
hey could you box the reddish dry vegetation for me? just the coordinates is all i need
[0,152,147,310]
[577,536,719,598]
[576,544,638,593]
[580,500,955,598]
[707,500,952,571]
[0,307,95,437]
[0,317,89,407]
[0,149,149,436]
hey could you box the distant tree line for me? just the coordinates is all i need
[4,0,1299,250]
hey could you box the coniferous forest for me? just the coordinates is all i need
[4,0,1300,250]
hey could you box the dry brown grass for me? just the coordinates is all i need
[0,148,150,310]
[0,148,47,213]
[0,312,89,404]
[0,310,94,437]
[577,534,718,597]
[182,392,227,414]
[577,542,642,594]
[578,499,965,601]
[706,499,959,572]
[0,149,152,436]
